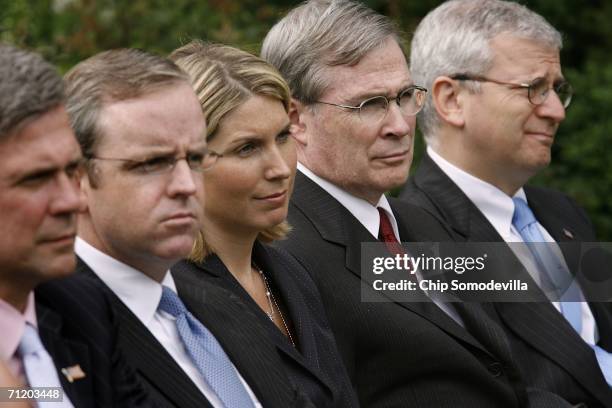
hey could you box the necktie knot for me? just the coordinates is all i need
[158,286,187,318]
[512,197,539,233]
[18,324,45,357]
[378,207,398,243]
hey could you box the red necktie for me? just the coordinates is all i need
[377,208,404,256]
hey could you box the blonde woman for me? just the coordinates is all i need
[170,41,357,408]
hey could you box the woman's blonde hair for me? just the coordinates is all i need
[169,41,292,262]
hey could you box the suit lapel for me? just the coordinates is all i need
[252,242,336,394]
[76,260,212,408]
[412,154,504,242]
[412,155,611,400]
[292,172,491,355]
[173,263,299,407]
[36,303,94,408]
[527,188,612,351]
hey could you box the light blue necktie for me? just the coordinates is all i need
[158,286,255,408]
[18,324,74,407]
[512,197,612,386]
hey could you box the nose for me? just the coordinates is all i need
[49,172,83,216]
[381,101,413,138]
[264,146,293,181]
[535,90,566,123]
[167,159,199,197]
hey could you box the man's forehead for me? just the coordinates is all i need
[96,87,206,153]
[322,41,411,100]
[489,35,561,74]
[0,122,80,178]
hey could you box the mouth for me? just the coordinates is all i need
[163,212,197,226]
[40,233,76,246]
[525,131,555,144]
[254,190,288,204]
[373,149,411,162]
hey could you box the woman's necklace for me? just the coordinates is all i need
[253,263,296,348]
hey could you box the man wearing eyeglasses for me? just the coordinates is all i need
[34,48,292,408]
[400,0,612,406]
[262,0,547,406]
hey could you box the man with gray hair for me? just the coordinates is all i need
[264,1,537,406]
[0,43,139,407]
[0,42,83,407]
[401,0,612,406]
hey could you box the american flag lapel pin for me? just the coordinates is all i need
[61,365,86,383]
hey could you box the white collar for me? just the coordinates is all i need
[75,237,176,325]
[427,147,527,239]
[297,163,400,240]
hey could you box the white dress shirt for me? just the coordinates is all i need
[298,163,464,324]
[428,147,597,344]
[298,163,400,240]
[75,237,261,408]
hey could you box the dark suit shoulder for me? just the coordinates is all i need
[389,196,457,241]
[525,185,595,232]
[36,274,153,408]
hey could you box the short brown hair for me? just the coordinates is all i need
[64,48,189,161]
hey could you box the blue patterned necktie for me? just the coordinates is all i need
[512,197,612,386]
[18,324,74,407]
[158,286,255,408]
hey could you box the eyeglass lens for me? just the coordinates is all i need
[529,79,573,108]
[358,88,426,121]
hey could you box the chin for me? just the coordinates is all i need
[43,255,77,280]
[377,172,409,192]
[155,236,196,260]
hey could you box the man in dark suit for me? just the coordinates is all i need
[51,48,296,408]
[260,1,561,406]
[400,0,612,406]
[0,44,147,407]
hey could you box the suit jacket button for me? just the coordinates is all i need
[487,362,503,377]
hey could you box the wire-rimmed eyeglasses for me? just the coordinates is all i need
[86,148,220,175]
[315,85,428,122]
[450,74,573,108]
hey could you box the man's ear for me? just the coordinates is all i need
[288,98,308,147]
[431,76,466,128]
[77,165,92,213]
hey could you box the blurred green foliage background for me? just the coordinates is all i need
[1,0,610,239]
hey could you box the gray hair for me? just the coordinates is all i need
[64,48,188,161]
[0,44,64,139]
[261,0,402,104]
[411,0,563,143]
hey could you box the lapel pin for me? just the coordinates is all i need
[61,365,86,383]
[562,228,574,239]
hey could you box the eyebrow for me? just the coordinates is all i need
[114,143,209,159]
[226,123,292,146]
[345,83,415,104]
[10,155,83,184]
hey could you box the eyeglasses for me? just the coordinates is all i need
[86,148,220,175]
[315,85,428,123]
[450,74,573,108]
